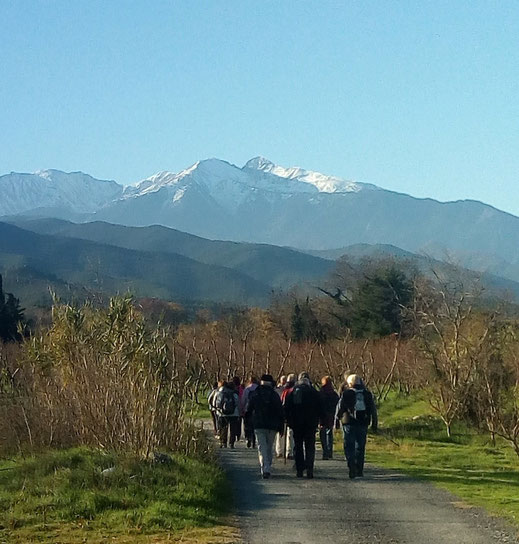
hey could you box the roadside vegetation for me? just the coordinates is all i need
[0,448,236,544]
[368,392,519,527]
[0,295,237,543]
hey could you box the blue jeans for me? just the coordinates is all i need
[342,424,368,473]
[319,426,334,459]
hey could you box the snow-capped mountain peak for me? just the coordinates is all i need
[0,169,123,217]
[243,157,379,193]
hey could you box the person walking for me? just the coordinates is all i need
[336,373,378,478]
[319,376,339,460]
[242,376,259,448]
[207,381,219,437]
[280,373,296,459]
[275,375,287,458]
[232,376,244,442]
[246,374,284,479]
[284,372,323,479]
[215,381,240,449]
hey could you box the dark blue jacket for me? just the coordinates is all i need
[246,384,284,432]
[284,381,324,430]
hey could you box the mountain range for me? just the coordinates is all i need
[2,157,519,286]
[2,219,519,314]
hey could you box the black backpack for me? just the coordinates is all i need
[219,390,236,416]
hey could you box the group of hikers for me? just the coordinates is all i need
[208,371,377,480]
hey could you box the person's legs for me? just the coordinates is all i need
[254,428,269,475]
[229,417,240,448]
[210,410,218,435]
[319,427,328,459]
[264,429,276,473]
[244,414,255,447]
[304,427,316,477]
[219,417,229,447]
[320,426,333,459]
[287,427,294,458]
[343,424,356,477]
[355,425,368,476]
[292,427,305,476]
[255,428,276,477]
[236,417,242,441]
[327,426,334,459]
[275,431,284,457]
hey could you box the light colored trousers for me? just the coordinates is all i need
[255,428,277,475]
[275,427,294,456]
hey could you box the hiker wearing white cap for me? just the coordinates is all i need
[336,373,378,478]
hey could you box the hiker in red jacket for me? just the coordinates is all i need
[319,376,339,460]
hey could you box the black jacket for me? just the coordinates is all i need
[336,386,378,430]
[284,381,324,430]
[246,384,284,432]
[319,384,340,428]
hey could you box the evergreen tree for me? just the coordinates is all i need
[350,264,413,338]
[0,274,25,342]
[290,298,327,343]
[291,302,305,343]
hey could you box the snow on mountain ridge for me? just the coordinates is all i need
[0,169,123,216]
[0,158,377,219]
[243,156,380,193]
[127,157,373,210]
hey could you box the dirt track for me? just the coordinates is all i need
[219,442,518,544]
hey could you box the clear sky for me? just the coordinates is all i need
[1,1,518,215]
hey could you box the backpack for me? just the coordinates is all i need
[255,388,275,421]
[219,390,236,416]
[293,385,305,406]
[351,388,368,424]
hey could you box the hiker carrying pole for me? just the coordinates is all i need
[284,422,288,465]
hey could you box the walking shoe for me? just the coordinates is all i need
[348,463,356,479]
[262,472,271,479]
[307,471,314,479]
[230,444,235,449]
[296,471,304,478]
[246,440,251,448]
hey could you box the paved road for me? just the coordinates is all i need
[218,441,518,544]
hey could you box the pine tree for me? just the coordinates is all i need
[290,299,327,343]
[291,302,305,343]
[350,264,413,338]
[0,274,25,342]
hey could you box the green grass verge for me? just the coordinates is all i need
[364,391,519,527]
[0,447,238,543]
[186,398,212,420]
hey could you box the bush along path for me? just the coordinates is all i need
[219,437,519,544]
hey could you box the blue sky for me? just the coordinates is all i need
[1,1,518,214]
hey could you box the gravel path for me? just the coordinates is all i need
[218,441,519,544]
